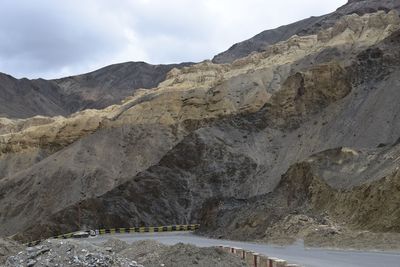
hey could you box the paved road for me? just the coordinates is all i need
[88,232,400,267]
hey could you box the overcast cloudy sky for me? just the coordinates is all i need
[0,0,347,79]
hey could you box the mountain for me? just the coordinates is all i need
[1,1,400,250]
[212,0,400,63]
[0,62,191,119]
[0,73,68,118]
[52,62,193,113]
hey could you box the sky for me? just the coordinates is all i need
[0,0,347,79]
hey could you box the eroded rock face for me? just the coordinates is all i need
[199,144,400,244]
[1,10,400,242]
[267,63,351,128]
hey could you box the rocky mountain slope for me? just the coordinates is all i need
[213,0,400,63]
[0,62,190,119]
[199,145,400,249]
[0,7,399,249]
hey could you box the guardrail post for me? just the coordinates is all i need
[268,257,277,267]
[215,245,297,267]
[245,251,254,266]
[276,259,287,267]
[253,253,260,267]
[269,258,287,267]
[258,255,269,267]
[235,248,243,258]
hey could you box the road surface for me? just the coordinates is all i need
[87,232,400,267]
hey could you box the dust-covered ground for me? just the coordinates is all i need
[115,239,248,267]
[261,214,400,251]
[2,238,249,267]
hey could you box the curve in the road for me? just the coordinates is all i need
[87,232,400,267]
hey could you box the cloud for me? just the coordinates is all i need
[0,0,347,79]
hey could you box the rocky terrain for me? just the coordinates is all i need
[0,238,24,265]
[0,0,400,253]
[2,238,248,267]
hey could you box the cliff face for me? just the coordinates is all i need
[1,9,399,244]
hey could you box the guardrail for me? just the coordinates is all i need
[218,245,302,267]
[96,224,199,235]
[26,224,200,246]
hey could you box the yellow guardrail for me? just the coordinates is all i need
[25,224,200,247]
[94,224,199,235]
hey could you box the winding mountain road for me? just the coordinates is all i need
[87,232,400,267]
